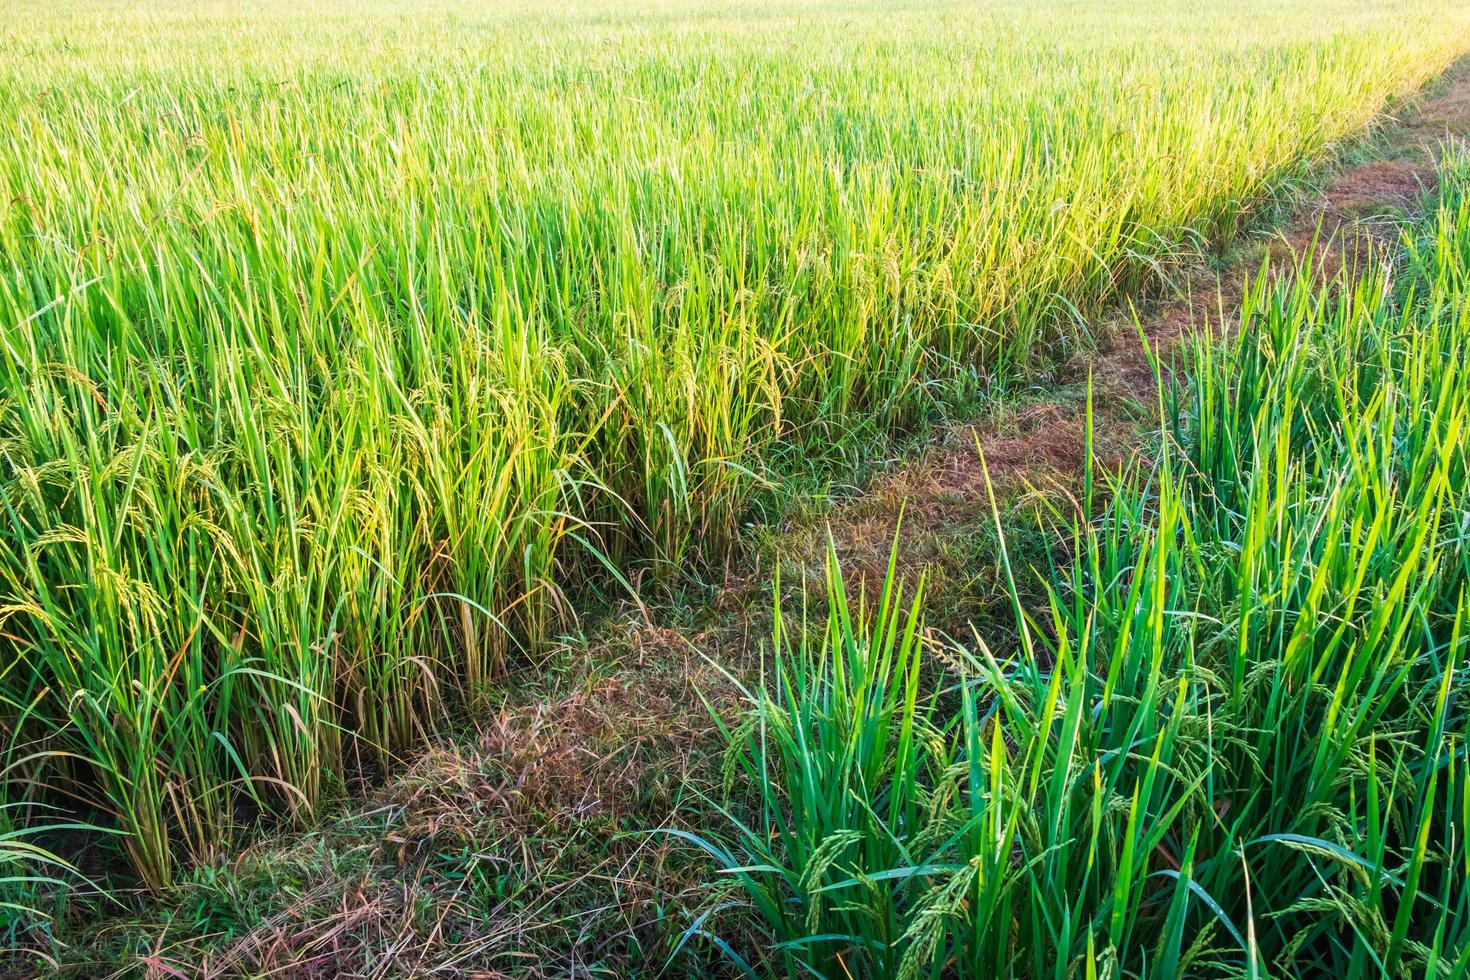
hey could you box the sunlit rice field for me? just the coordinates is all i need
[701,159,1470,975]
[2,0,1469,901]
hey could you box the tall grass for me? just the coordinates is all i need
[693,154,1470,977]
[3,0,1469,893]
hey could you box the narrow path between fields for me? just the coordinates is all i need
[806,60,1470,610]
[100,61,1470,980]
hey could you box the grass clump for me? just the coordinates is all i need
[689,154,1470,977]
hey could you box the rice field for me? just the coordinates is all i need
[698,152,1470,976]
[3,0,1470,955]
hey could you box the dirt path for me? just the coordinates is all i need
[91,61,1470,980]
[809,60,1470,616]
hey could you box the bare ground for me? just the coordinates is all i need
[29,60,1470,980]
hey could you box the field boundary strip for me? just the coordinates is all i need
[810,56,1470,598]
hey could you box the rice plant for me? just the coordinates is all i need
[3,0,1469,894]
[0,753,102,951]
[691,152,1470,977]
